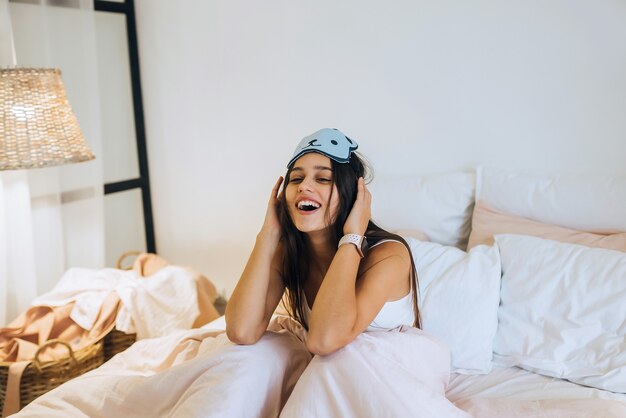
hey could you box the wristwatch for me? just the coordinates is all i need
[338,234,368,258]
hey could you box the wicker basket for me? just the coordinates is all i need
[103,330,136,362]
[0,339,104,413]
[116,250,142,271]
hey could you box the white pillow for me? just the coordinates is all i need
[494,234,626,393]
[370,171,475,248]
[405,237,501,375]
[476,166,626,233]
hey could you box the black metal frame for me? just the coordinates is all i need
[95,0,156,253]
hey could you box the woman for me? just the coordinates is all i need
[225,128,420,354]
[226,129,470,417]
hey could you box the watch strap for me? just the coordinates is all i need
[338,234,365,258]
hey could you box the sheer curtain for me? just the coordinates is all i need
[0,0,105,325]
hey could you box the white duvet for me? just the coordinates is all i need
[13,316,626,418]
[15,317,469,418]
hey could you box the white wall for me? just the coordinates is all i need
[134,0,626,294]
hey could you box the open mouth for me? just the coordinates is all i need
[296,199,321,213]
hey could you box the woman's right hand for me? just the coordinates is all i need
[259,176,284,239]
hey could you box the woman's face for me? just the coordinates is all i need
[284,152,340,233]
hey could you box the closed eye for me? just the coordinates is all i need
[289,177,331,184]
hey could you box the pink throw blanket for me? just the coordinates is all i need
[15,317,469,417]
[17,316,623,417]
[455,398,626,418]
[280,324,471,418]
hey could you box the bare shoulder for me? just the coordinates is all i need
[356,239,412,300]
[359,239,411,272]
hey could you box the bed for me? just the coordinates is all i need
[447,365,626,403]
[370,165,626,416]
[12,165,626,417]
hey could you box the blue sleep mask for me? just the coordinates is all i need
[287,128,359,168]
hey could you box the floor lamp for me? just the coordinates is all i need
[0,68,95,325]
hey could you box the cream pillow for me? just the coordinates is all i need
[370,172,475,249]
[476,166,626,233]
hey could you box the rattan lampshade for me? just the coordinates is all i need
[0,68,95,171]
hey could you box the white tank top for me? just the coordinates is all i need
[303,239,415,332]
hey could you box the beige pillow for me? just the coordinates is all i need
[394,229,429,242]
[467,201,626,251]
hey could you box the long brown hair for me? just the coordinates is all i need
[277,151,421,330]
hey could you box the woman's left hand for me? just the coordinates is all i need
[343,177,371,236]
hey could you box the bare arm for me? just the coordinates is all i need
[306,243,410,355]
[306,177,411,355]
[225,177,286,344]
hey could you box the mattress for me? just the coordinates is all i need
[447,364,626,404]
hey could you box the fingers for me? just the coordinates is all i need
[344,178,371,235]
[271,176,284,199]
[357,177,371,202]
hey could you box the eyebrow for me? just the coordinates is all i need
[291,166,333,172]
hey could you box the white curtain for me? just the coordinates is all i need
[0,0,104,325]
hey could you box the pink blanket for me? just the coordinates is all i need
[280,325,471,418]
[14,317,623,417]
[455,398,626,418]
[15,317,469,417]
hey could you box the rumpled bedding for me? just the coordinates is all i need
[14,317,470,418]
[13,315,625,418]
[455,398,626,418]
[31,265,204,340]
[280,324,471,418]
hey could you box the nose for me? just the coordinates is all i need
[298,177,314,193]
